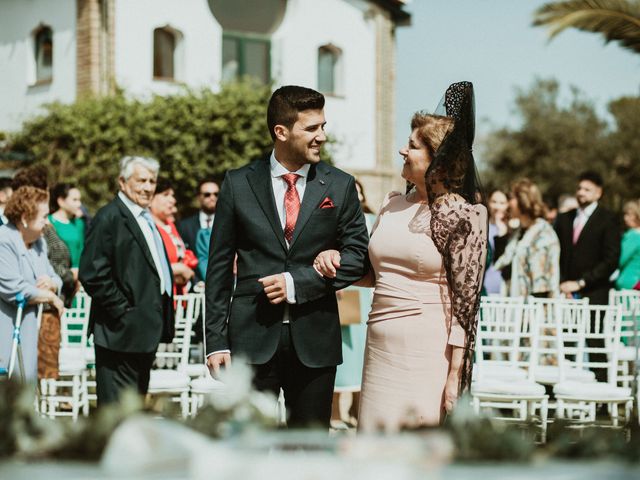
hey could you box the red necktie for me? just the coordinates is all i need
[283,173,300,243]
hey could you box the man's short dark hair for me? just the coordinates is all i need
[197,177,219,193]
[578,170,604,188]
[267,86,325,141]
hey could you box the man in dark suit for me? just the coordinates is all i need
[555,171,620,381]
[555,171,620,304]
[205,86,369,428]
[79,156,174,404]
[177,178,219,252]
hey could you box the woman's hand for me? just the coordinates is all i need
[172,262,195,286]
[36,275,57,292]
[444,373,459,414]
[313,250,341,278]
[50,294,64,318]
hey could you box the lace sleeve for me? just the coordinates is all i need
[430,195,488,392]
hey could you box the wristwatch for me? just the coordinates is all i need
[577,279,586,289]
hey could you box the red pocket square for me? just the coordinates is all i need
[319,197,335,209]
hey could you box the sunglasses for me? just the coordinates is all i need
[201,191,219,198]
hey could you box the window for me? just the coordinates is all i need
[317,45,342,95]
[222,33,270,84]
[34,26,53,84]
[153,27,183,81]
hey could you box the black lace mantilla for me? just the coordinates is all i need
[427,82,488,393]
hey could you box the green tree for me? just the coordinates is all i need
[6,80,275,211]
[533,0,640,55]
[482,78,608,203]
[606,96,640,205]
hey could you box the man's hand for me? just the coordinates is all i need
[258,274,288,304]
[560,281,580,298]
[207,352,231,379]
[313,249,341,278]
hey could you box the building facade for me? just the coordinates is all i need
[0,0,410,208]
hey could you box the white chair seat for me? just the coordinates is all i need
[534,365,596,384]
[472,378,546,397]
[474,364,528,381]
[554,381,632,400]
[618,345,639,362]
[190,375,226,393]
[148,370,190,390]
[182,363,208,378]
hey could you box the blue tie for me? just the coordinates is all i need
[141,210,172,295]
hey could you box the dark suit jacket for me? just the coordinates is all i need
[177,213,200,252]
[555,205,620,304]
[205,158,369,368]
[79,195,174,353]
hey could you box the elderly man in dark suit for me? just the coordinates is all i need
[205,86,369,428]
[79,156,174,404]
[555,170,620,382]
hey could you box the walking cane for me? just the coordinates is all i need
[7,292,27,382]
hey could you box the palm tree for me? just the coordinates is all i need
[533,0,640,55]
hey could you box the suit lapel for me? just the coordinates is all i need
[115,197,158,272]
[247,159,288,252]
[289,163,330,249]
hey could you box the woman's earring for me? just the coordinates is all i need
[22,221,28,229]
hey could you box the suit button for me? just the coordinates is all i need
[156,305,162,312]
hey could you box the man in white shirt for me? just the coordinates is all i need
[554,170,620,382]
[177,178,219,254]
[205,86,369,428]
[79,156,174,404]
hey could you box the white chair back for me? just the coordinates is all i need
[528,296,589,367]
[60,290,92,349]
[476,302,541,381]
[608,289,640,347]
[556,304,623,385]
[154,293,200,371]
[481,295,525,305]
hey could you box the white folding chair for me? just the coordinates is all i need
[472,302,549,441]
[40,290,91,420]
[608,289,640,388]
[554,304,633,426]
[527,296,595,389]
[147,293,199,418]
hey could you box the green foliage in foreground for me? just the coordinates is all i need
[6,81,275,212]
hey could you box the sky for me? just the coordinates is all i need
[394,0,639,163]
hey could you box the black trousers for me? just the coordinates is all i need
[252,324,336,429]
[95,345,156,405]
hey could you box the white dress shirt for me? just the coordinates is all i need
[118,191,167,294]
[199,211,215,230]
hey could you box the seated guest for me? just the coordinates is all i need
[49,183,85,270]
[0,186,63,382]
[616,200,640,290]
[494,178,561,298]
[150,178,197,294]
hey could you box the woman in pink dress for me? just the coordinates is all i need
[315,82,487,431]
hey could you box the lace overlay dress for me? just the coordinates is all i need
[358,192,486,431]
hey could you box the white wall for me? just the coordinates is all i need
[0,0,76,132]
[114,0,222,97]
[272,0,377,171]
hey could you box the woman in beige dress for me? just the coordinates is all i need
[315,82,487,431]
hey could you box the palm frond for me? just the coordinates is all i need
[533,0,640,54]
